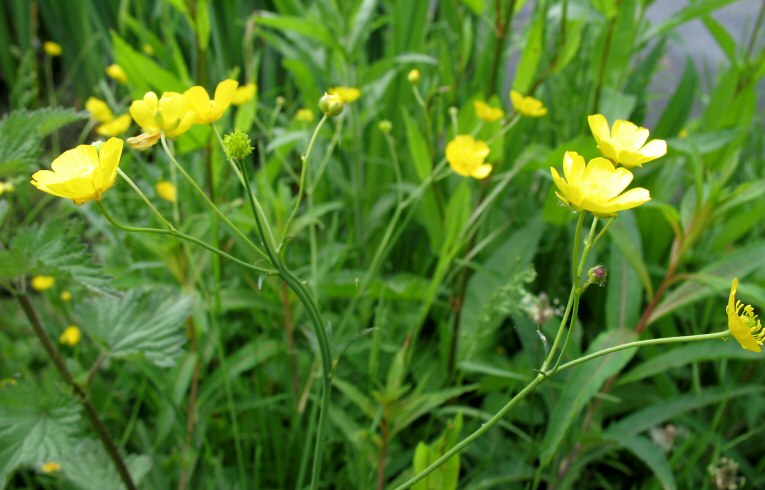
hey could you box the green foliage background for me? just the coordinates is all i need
[0,0,763,489]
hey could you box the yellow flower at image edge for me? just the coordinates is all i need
[446,135,493,179]
[185,79,238,124]
[31,138,124,204]
[510,90,547,117]
[41,461,62,473]
[727,278,764,352]
[588,114,667,168]
[31,275,55,291]
[60,326,82,346]
[474,100,505,123]
[550,151,650,217]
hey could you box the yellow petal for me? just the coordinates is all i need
[92,138,123,190]
[471,163,493,179]
[86,97,115,123]
[96,114,132,136]
[562,151,586,186]
[51,145,99,178]
[588,114,611,143]
[611,119,650,150]
[184,86,212,122]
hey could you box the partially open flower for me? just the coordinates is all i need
[727,277,764,352]
[550,151,650,217]
[185,79,238,124]
[588,114,667,168]
[510,90,547,117]
[474,100,505,123]
[129,91,196,145]
[319,92,344,116]
[32,138,124,204]
[446,135,493,180]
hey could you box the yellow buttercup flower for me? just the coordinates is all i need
[86,97,115,123]
[295,108,316,123]
[0,181,14,196]
[727,278,764,352]
[41,461,62,473]
[106,64,128,84]
[31,275,55,291]
[156,180,177,202]
[32,138,124,204]
[550,151,650,217]
[185,79,238,124]
[129,91,196,144]
[43,42,62,57]
[59,325,82,346]
[329,86,361,104]
[446,135,493,180]
[588,114,667,168]
[232,83,257,105]
[510,90,547,117]
[96,114,132,137]
[474,100,505,123]
[60,290,72,302]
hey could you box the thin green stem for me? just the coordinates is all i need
[117,168,173,229]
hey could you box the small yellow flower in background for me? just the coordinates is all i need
[329,86,361,104]
[446,135,493,180]
[550,151,651,217]
[295,108,316,123]
[43,41,62,57]
[31,138,124,204]
[510,90,547,117]
[59,325,82,346]
[231,83,257,106]
[588,114,667,168]
[0,181,14,196]
[60,290,72,302]
[156,180,177,202]
[407,69,421,85]
[0,377,17,388]
[106,64,128,84]
[96,114,132,137]
[85,97,115,123]
[185,79,238,124]
[143,44,154,55]
[41,461,62,473]
[474,100,505,123]
[727,278,764,352]
[678,128,689,139]
[129,91,196,146]
[31,275,55,291]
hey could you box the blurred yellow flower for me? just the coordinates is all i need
[446,135,493,179]
[588,114,667,168]
[85,97,115,123]
[96,114,132,137]
[129,91,196,146]
[232,83,257,106]
[474,100,505,123]
[41,461,62,473]
[550,151,650,217]
[60,290,72,302]
[407,69,421,85]
[510,90,547,117]
[143,44,154,55]
[156,180,177,202]
[59,325,82,346]
[727,278,764,352]
[678,128,689,139]
[43,42,62,57]
[329,86,361,104]
[31,275,55,291]
[32,138,124,204]
[185,79,238,124]
[295,108,316,123]
[0,181,14,196]
[106,64,128,84]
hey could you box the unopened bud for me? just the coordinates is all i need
[275,96,286,107]
[588,265,607,286]
[223,129,253,160]
[319,92,344,116]
[407,69,421,85]
[378,120,392,133]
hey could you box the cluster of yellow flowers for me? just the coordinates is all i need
[550,114,666,217]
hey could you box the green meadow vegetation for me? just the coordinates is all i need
[1,0,764,488]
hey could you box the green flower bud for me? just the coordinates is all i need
[223,129,254,160]
[319,92,344,116]
[588,265,607,286]
[275,96,286,107]
[378,120,392,133]
[407,69,421,85]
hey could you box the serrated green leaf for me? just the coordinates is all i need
[76,288,193,367]
[60,439,152,490]
[0,382,81,484]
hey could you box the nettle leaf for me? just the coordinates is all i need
[60,439,152,490]
[0,221,113,294]
[77,287,193,367]
[0,108,86,177]
[0,382,81,484]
